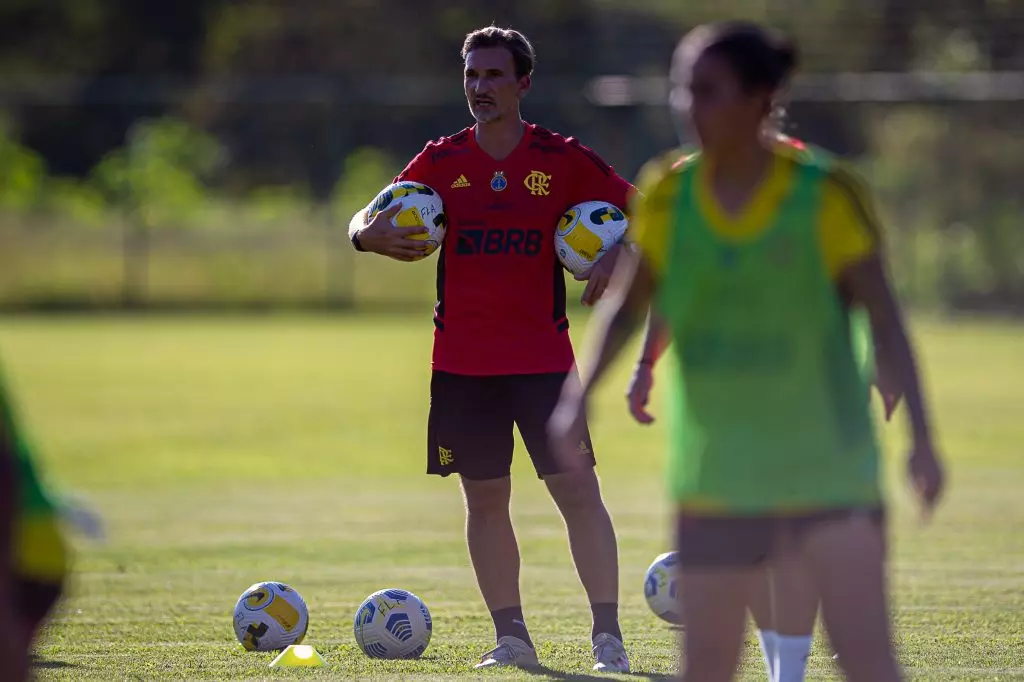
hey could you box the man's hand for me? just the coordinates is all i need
[576,243,624,306]
[907,439,945,522]
[548,377,593,472]
[627,361,656,424]
[354,203,429,262]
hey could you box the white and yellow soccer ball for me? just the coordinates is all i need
[366,181,447,259]
[555,200,629,276]
[644,552,681,625]
[354,588,433,659]
[233,581,310,652]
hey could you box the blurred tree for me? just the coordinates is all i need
[0,116,45,210]
[0,0,1019,309]
[91,118,224,227]
[190,0,596,198]
[2,0,215,176]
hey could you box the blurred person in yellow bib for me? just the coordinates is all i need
[627,133,903,682]
[1,367,71,682]
[550,21,944,682]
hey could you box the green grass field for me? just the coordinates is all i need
[1,314,1022,681]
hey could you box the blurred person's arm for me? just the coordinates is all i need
[826,168,944,515]
[551,153,675,455]
[578,251,657,393]
[627,309,670,424]
[843,255,943,514]
[549,249,657,464]
[842,264,924,434]
[638,310,671,366]
[621,152,678,424]
[822,163,902,418]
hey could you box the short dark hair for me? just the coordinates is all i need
[461,26,536,79]
[680,21,799,93]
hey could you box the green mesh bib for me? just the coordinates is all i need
[657,158,881,511]
[777,141,875,379]
[1,371,56,515]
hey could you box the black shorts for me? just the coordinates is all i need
[675,507,886,568]
[15,576,64,630]
[427,371,596,480]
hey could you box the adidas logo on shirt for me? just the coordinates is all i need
[451,175,471,188]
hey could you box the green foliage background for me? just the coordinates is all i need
[0,0,1021,311]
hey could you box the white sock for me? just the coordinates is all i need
[775,634,812,682]
[756,630,778,680]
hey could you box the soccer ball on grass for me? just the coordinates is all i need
[354,588,433,659]
[233,581,310,651]
[644,552,681,625]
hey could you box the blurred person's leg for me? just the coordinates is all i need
[676,514,773,682]
[798,509,901,682]
[748,566,779,680]
[3,370,71,680]
[14,514,68,647]
[770,548,819,682]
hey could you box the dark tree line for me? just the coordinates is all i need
[2,0,1019,189]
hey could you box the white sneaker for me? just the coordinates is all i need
[592,632,630,673]
[474,635,539,669]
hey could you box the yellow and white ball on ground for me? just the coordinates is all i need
[644,552,682,625]
[354,588,433,659]
[233,581,310,652]
[366,181,447,259]
[555,200,629,276]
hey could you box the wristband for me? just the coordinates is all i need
[351,231,367,253]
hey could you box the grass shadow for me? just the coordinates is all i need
[32,656,81,670]
[523,664,674,681]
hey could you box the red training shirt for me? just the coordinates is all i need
[395,122,635,376]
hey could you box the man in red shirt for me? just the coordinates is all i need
[348,26,634,674]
